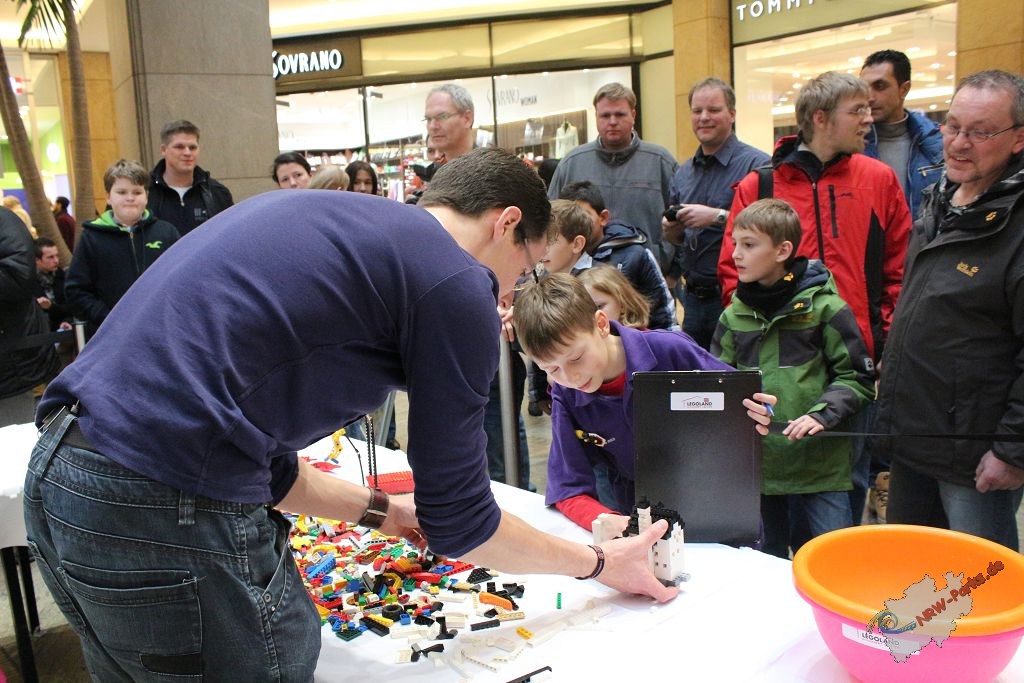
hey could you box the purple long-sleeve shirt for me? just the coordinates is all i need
[38,190,503,556]
[546,322,732,513]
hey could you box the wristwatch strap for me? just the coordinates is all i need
[358,487,389,529]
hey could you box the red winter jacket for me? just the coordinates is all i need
[718,136,911,360]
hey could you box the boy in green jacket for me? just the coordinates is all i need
[712,199,875,558]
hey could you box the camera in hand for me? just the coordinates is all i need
[664,205,683,222]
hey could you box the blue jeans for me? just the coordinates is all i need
[887,458,1024,551]
[847,401,876,524]
[761,491,853,559]
[23,414,321,682]
[681,290,723,351]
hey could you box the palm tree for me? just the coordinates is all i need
[0,43,67,263]
[17,0,96,245]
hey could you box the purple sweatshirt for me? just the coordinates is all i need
[546,322,732,512]
[38,190,502,556]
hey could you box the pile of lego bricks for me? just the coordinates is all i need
[287,513,545,669]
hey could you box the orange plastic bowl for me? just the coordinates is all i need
[793,525,1024,683]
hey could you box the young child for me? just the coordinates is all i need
[711,198,874,558]
[539,199,593,275]
[557,180,677,330]
[514,272,775,530]
[66,160,180,332]
[578,265,650,330]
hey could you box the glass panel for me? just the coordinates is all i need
[734,5,956,153]
[361,25,490,77]
[492,15,631,66]
[493,66,631,161]
[0,50,69,210]
[276,87,366,153]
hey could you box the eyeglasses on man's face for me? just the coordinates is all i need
[940,123,1024,144]
[423,112,459,124]
[843,105,872,118]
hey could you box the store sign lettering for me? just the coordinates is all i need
[272,49,344,79]
[735,0,813,22]
[495,88,539,107]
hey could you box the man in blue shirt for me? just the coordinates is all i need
[663,78,770,350]
[24,149,690,682]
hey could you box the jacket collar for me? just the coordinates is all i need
[595,131,641,166]
[150,159,210,189]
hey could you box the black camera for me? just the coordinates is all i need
[663,205,682,222]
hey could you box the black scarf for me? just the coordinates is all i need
[735,257,808,318]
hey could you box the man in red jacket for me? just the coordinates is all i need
[718,71,912,528]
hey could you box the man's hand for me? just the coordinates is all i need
[744,392,777,436]
[975,450,1024,493]
[58,322,72,331]
[378,493,428,550]
[673,204,722,229]
[36,296,52,310]
[596,518,678,603]
[782,414,825,441]
[498,300,515,343]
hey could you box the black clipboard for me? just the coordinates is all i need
[633,370,763,546]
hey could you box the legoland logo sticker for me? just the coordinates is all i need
[670,392,724,411]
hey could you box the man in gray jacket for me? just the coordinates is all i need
[547,82,678,271]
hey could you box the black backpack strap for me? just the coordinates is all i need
[756,166,774,200]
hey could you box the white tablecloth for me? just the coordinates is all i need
[0,422,37,549]
[2,426,1021,681]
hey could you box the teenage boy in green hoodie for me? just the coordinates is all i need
[712,198,875,559]
[66,160,180,333]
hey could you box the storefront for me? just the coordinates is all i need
[0,48,71,206]
[272,3,674,199]
[730,0,957,152]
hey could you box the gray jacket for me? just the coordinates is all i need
[548,132,678,270]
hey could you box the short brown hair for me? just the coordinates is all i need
[593,82,636,109]
[420,148,551,244]
[160,119,200,145]
[514,273,598,361]
[578,265,650,329]
[733,198,802,250]
[103,159,150,193]
[549,199,592,244]
[689,77,736,110]
[795,72,867,142]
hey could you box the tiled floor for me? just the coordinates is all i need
[2,391,1022,682]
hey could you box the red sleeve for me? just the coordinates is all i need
[718,172,758,307]
[879,170,912,336]
[555,494,617,531]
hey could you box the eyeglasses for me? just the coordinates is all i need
[940,123,1024,144]
[423,112,459,124]
[517,227,541,285]
[844,105,872,118]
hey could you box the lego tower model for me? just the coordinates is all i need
[592,500,686,587]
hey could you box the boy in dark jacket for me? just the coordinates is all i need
[712,199,874,558]
[66,160,180,331]
[557,181,678,331]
